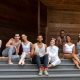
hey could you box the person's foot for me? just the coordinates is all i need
[39,69,43,76]
[44,70,49,76]
[76,64,80,69]
[18,61,22,65]
[48,64,53,68]
[21,61,25,65]
[8,61,13,64]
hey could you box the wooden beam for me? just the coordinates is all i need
[38,0,40,35]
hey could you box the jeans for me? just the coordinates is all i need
[32,54,48,68]
[2,47,19,61]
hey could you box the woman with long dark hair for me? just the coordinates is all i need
[18,34,33,65]
[63,35,80,69]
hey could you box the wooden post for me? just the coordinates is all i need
[38,0,40,35]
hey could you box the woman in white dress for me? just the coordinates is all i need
[63,35,80,69]
[18,34,33,65]
[47,38,61,68]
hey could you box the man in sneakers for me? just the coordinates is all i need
[32,35,48,76]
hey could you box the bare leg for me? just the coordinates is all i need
[8,58,13,64]
[21,59,25,65]
[8,47,16,64]
[63,53,80,69]
[73,54,80,64]
[72,58,80,69]
[18,52,26,65]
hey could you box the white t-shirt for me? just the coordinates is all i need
[63,43,75,54]
[47,46,59,57]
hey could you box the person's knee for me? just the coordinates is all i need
[2,51,6,57]
[2,49,8,57]
[44,54,48,58]
[9,47,14,50]
[34,55,40,58]
[32,55,39,61]
[8,47,15,54]
[32,55,41,65]
[21,52,26,57]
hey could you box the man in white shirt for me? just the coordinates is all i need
[32,35,48,76]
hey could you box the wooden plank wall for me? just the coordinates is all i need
[46,7,80,45]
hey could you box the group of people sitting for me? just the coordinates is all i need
[0,30,80,76]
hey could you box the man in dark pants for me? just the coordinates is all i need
[32,35,48,76]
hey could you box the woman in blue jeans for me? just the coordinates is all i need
[32,35,48,76]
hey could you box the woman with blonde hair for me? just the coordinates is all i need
[47,38,61,68]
